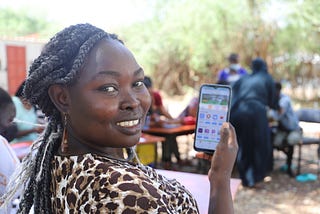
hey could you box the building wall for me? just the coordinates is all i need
[0,38,44,91]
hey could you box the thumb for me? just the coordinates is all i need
[219,122,230,145]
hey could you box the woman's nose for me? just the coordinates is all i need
[120,91,140,110]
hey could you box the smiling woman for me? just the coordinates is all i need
[0,23,238,214]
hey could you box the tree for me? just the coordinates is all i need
[120,0,319,103]
[0,7,59,38]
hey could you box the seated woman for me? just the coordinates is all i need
[143,76,182,168]
[0,87,20,213]
[11,80,45,143]
[177,96,198,125]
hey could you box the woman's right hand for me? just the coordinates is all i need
[207,122,238,214]
[208,122,238,183]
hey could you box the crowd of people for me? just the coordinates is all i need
[0,22,301,212]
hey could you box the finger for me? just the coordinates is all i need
[219,122,230,145]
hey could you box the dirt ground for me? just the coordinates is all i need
[233,145,320,214]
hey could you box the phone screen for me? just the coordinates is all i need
[194,84,232,153]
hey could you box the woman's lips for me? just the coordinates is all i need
[116,119,139,127]
[116,119,142,135]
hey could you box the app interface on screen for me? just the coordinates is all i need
[195,86,230,150]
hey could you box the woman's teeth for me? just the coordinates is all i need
[117,119,139,127]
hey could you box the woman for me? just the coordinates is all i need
[0,87,20,213]
[1,24,238,213]
[11,80,44,143]
[230,58,278,187]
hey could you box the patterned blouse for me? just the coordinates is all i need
[51,153,199,213]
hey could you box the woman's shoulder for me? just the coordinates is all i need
[11,96,21,106]
[53,153,158,180]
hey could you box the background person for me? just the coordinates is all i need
[230,57,278,188]
[217,53,247,85]
[143,76,181,168]
[143,75,173,121]
[177,96,198,123]
[0,87,20,213]
[1,23,238,214]
[271,81,301,147]
[11,80,44,143]
[268,81,302,176]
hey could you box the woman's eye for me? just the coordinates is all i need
[99,86,116,93]
[134,81,144,88]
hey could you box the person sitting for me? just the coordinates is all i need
[0,87,20,213]
[269,81,302,176]
[11,80,45,143]
[0,23,238,214]
[143,76,182,168]
[177,96,198,125]
[143,76,173,121]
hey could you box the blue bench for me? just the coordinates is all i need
[295,108,320,175]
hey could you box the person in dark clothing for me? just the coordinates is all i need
[230,57,278,187]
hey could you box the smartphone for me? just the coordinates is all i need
[193,84,232,153]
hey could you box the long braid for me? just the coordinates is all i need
[0,23,124,213]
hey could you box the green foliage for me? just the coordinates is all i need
[121,0,253,84]
[119,0,319,94]
[1,0,318,95]
[0,7,59,38]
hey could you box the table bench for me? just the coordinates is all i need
[295,109,320,175]
[272,108,320,176]
[143,124,195,167]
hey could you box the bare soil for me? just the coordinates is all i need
[233,145,320,214]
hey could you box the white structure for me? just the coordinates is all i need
[0,36,45,94]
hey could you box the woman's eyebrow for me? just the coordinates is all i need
[93,70,119,79]
[134,67,144,76]
[92,68,143,80]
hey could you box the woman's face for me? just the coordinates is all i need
[66,39,151,148]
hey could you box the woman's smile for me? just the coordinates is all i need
[115,118,142,135]
[116,119,140,127]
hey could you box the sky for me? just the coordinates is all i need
[0,0,154,30]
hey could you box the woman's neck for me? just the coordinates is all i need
[58,126,125,160]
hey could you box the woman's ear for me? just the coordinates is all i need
[48,84,70,113]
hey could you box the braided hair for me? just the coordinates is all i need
[0,23,124,213]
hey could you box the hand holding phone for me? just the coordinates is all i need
[193,84,232,153]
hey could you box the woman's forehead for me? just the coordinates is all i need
[81,39,139,77]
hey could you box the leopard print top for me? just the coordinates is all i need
[51,153,199,213]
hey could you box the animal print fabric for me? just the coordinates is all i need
[51,153,199,213]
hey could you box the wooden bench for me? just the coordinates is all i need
[295,109,320,175]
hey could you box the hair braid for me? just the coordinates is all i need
[17,120,58,213]
[1,23,123,213]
